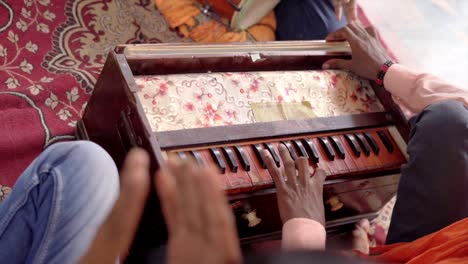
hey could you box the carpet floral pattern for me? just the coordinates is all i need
[0,0,185,187]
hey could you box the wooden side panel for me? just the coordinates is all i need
[79,51,169,259]
[80,51,163,171]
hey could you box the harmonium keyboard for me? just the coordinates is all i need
[77,42,410,260]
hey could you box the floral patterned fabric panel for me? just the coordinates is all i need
[135,70,384,132]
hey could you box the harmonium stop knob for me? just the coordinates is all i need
[242,210,262,227]
[326,195,344,212]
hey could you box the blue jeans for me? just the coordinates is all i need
[275,0,347,40]
[0,141,119,264]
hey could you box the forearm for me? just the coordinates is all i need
[282,218,326,251]
[384,64,468,114]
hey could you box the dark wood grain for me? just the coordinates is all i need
[117,41,351,75]
[75,119,90,140]
[80,51,164,172]
[157,112,392,149]
[126,54,350,75]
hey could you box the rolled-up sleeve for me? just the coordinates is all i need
[384,64,468,115]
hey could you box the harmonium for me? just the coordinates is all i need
[77,41,410,259]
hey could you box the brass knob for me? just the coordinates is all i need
[242,210,262,227]
[326,196,344,212]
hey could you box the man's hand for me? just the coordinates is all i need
[322,23,391,80]
[79,148,151,263]
[332,0,357,21]
[262,144,327,227]
[80,150,241,264]
[156,161,241,264]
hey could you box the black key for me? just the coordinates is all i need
[222,147,239,172]
[209,148,226,174]
[264,143,281,167]
[281,141,298,161]
[354,133,371,156]
[364,132,380,155]
[177,151,188,160]
[344,134,361,157]
[252,144,267,169]
[318,137,335,161]
[302,138,319,163]
[328,136,345,159]
[292,140,309,158]
[377,131,394,153]
[233,146,251,171]
[190,150,204,166]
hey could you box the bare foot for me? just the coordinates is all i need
[352,219,371,255]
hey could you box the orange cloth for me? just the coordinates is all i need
[368,218,468,264]
[154,0,276,42]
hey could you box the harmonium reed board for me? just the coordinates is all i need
[77,41,410,259]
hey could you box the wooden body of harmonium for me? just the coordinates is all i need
[77,42,410,259]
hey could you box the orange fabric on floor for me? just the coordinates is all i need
[154,0,276,42]
[368,218,468,264]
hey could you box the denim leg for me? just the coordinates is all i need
[275,0,347,40]
[0,141,119,264]
[386,101,468,244]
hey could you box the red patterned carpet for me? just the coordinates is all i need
[0,0,394,245]
[0,0,186,187]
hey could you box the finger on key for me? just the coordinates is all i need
[262,149,285,191]
[296,157,310,186]
[278,144,297,187]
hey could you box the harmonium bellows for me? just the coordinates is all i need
[78,41,409,257]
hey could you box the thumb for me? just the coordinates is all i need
[322,59,352,71]
[80,148,151,263]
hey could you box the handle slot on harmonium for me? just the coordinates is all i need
[78,41,410,248]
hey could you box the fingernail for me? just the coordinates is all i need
[323,64,330,69]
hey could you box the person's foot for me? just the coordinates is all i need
[352,219,371,254]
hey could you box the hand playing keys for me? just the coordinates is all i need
[262,144,327,227]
